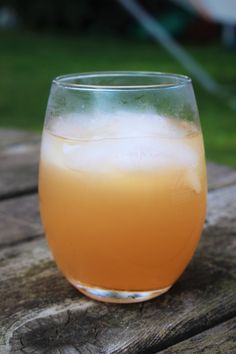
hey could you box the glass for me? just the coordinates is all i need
[39,72,207,303]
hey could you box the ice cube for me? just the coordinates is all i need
[61,136,198,173]
[185,169,201,193]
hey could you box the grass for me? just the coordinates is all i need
[0,30,236,166]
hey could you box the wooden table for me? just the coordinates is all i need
[0,128,236,354]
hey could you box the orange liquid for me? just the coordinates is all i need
[39,122,207,291]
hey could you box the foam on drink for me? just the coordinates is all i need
[41,111,202,192]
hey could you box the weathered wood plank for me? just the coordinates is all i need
[0,129,39,149]
[0,129,40,199]
[0,185,236,353]
[0,194,42,247]
[207,162,236,191]
[0,128,39,151]
[158,316,236,353]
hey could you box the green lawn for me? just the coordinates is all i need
[0,30,236,166]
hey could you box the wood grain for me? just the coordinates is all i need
[158,316,236,353]
[1,129,236,353]
[0,129,40,199]
[207,162,236,190]
[0,194,42,247]
[0,185,235,354]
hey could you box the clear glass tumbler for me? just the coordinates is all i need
[39,72,207,303]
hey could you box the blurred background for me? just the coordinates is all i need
[0,0,235,166]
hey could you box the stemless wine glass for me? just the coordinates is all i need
[39,72,207,303]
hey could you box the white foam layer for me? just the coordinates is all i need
[42,112,201,191]
[48,111,197,140]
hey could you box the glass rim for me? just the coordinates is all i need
[52,71,192,91]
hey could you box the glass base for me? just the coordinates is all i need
[70,280,172,303]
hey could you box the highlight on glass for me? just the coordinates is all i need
[39,72,207,303]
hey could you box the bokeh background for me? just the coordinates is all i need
[0,0,235,166]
